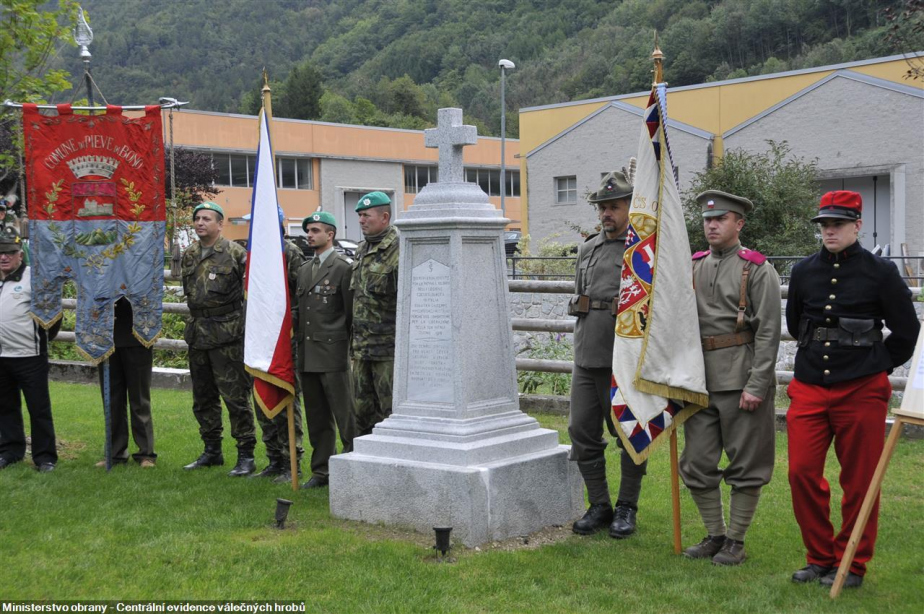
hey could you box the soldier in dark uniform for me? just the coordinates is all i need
[96,298,157,467]
[350,191,399,436]
[786,191,920,588]
[681,191,781,566]
[252,218,306,483]
[296,211,355,489]
[569,170,648,538]
[181,202,257,477]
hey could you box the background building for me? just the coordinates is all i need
[518,54,924,257]
[166,111,521,241]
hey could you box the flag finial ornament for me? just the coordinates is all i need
[651,32,664,85]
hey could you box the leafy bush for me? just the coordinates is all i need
[511,234,578,280]
[517,333,573,396]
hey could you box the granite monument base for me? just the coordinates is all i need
[329,441,584,547]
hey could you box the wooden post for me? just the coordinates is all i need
[287,401,299,492]
[830,416,924,597]
[670,429,682,554]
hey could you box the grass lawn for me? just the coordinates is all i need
[2,382,921,612]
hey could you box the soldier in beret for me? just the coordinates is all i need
[350,191,399,436]
[295,211,355,489]
[681,190,781,566]
[569,170,648,538]
[181,202,257,476]
[0,227,59,472]
[786,191,920,588]
[252,210,306,483]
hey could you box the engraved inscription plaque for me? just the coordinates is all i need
[407,259,453,403]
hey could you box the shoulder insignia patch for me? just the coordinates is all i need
[737,249,767,265]
[692,250,709,260]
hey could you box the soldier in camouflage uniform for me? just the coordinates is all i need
[181,202,257,477]
[350,191,399,436]
[252,217,306,483]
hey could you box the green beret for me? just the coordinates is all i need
[0,226,23,253]
[355,191,391,212]
[697,190,754,218]
[589,171,633,203]
[302,210,338,232]
[192,201,224,219]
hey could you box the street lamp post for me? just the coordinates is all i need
[498,59,515,218]
[74,6,94,107]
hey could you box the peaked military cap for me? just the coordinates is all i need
[588,171,633,204]
[812,190,862,223]
[697,190,754,218]
[192,201,225,219]
[0,226,23,253]
[355,191,391,212]
[302,210,338,232]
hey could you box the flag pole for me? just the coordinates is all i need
[650,33,683,555]
[260,70,299,493]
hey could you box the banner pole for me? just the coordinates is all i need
[103,359,112,472]
[670,429,682,554]
[287,401,298,492]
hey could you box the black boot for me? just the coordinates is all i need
[250,458,285,479]
[572,503,614,535]
[183,444,224,470]
[609,501,638,539]
[228,454,256,477]
[272,466,303,484]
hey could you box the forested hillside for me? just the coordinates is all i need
[70,0,919,137]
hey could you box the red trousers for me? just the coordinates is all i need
[786,372,891,576]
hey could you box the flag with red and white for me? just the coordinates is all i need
[244,109,295,418]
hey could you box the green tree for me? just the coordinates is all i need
[277,61,323,120]
[0,0,80,190]
[319,90,355,124]
[683,141,821,261]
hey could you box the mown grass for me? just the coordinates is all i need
[2,382,921,612]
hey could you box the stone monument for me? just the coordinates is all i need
[329,108,583,546]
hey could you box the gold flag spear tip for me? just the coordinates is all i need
[262,67,271,93]
[651,31,664,85]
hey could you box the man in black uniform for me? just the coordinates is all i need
[568,170,647,538]
[786,190,920,588]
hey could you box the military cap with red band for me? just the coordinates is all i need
[811,190,862,223]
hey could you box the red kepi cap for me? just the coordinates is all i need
[811,190,862,223]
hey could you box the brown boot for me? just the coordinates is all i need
[684,535,726,559]
[712,538,747,566]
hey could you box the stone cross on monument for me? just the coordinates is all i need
[424,108,476,183]
[329,108,583,547]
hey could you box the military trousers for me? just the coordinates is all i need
[97,345,156,462]
[352,358,393,437]
[188,342,256,453]
[568,364,647,505]
[679,389,776,492]
[301,369,355,479]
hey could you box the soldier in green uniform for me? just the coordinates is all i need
[681,190,781,565]
[350,191,399,436]
[569,170,648,538]
[296,211,355,488]
[252,214,306,482]
[181,202,257,477]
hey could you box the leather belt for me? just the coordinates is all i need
[812,327,883,343]
[589,299,615,310]
[701,330,754,351]
[189,303,241,318]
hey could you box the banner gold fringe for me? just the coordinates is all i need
[132,328,162,349]
[29,310,62,330]
[615,402,705,466]
[635,379,709,408]
[246,365,295,419]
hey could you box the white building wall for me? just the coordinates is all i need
[526,104,712,244]
[319,158,404,242]
[724,76,924,256]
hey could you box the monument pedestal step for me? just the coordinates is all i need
[329,444,584,547]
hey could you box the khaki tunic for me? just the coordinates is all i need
[573,232,624,369]
[680,241,781,492]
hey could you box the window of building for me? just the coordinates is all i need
[213,153,312,190]
[463,168,521,197]
[404,165,438,193]
[555,176,577,204]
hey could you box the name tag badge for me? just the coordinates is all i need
[208,272,216,281]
